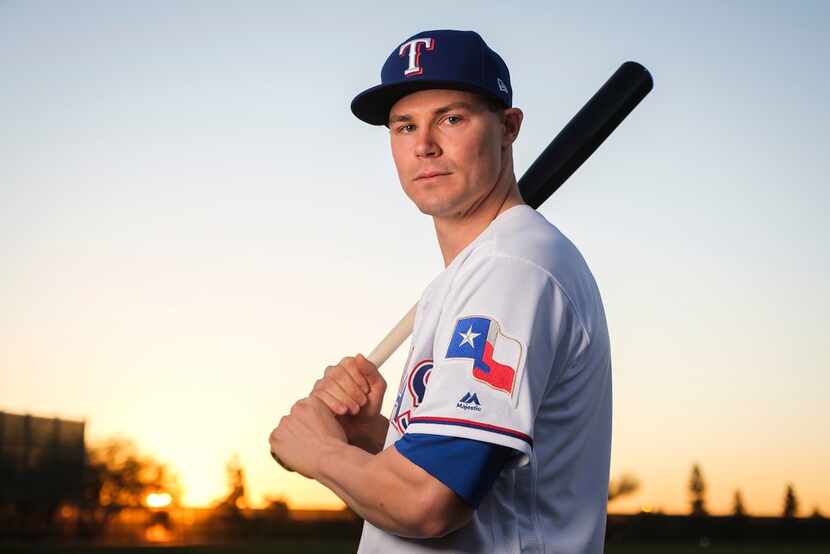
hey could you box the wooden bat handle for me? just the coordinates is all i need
[367,302,417,368]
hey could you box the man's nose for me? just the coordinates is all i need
[414,127,441,158]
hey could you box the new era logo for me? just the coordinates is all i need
[457,392,482,412]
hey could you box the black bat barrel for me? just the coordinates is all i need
[519,61,654,210]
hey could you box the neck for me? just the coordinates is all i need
[433,169,525,268]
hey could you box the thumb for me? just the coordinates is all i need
[355,353,383,385]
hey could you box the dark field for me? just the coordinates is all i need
[1,542,829,554]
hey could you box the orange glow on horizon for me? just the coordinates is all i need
[145,523,174,543]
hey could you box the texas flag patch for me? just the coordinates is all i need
[446,316,522,396]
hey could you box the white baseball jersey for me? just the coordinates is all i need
[357,204,613,554]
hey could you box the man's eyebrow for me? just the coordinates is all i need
[433,101,475,114]
[388,102,477,124]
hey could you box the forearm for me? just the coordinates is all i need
[316,442,451,538]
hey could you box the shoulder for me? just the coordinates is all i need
[458,205,593,293]
[492,206,584,275]
[453,205,606,340]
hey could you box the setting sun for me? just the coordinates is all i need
[145,492,172,509]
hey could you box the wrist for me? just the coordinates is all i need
[345,414,388,454]
[316,437,350,481]
[316,438,373,487]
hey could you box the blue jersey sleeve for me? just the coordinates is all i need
[394,432,514,508]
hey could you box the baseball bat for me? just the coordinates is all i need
[367,61,653,368]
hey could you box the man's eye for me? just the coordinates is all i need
[446,115,463,125]
[398,124,415,133]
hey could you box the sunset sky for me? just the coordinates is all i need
[1,1,828,516]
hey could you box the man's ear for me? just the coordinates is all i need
[502,108,523,146]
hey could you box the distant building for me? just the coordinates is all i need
[0,410,86,509]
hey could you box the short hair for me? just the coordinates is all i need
[479,94,507,116]
[481,95,507,113]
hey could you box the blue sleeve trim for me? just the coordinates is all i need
[394,432,514,508]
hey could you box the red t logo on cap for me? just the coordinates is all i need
[399,37,435,77]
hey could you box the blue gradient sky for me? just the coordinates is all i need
[1,1,828,515]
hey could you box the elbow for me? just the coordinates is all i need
[404,488,473,539]
[417,512,472,539]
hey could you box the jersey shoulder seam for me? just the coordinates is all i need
[475,251,592,346]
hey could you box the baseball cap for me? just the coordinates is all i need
[351,29,513,126]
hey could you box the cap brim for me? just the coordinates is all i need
[350,79,506,126]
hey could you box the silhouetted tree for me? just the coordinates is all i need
[86,437,182,510]
[782,483,798,518]
[810,506,824,519]
[79,437,181,537]
[732,489,746,517]
[608,473,641,503]
[688,463,707,516]
[216,454,248,514]
[264,495,290,520]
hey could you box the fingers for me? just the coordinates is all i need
[273,454,291,472]
[327,362,370,403]
[308,354,386,418]
[314,388,353,416]
[355,354,386,394]
[354,353,381,381]
[313,375,363,415]
[269,417,294,472]
[270,448,292,472]
[311,357,372,416]
[355,353,387,402]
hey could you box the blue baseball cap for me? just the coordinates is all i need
[351,29,513,126]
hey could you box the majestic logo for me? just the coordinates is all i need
[457,392,482,412]
[447,316,522,396]
[399,37,435,77]
[391,359,433,434]
[497,77,509,94]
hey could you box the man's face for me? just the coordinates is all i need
[388,89,508,218]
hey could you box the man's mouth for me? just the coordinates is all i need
[415,170,451,181]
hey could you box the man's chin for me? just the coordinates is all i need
[414,202,465,218]
[407,189,470,218]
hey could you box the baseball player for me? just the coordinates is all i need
[269,29,612,553]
